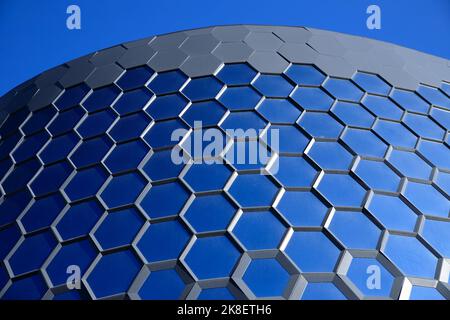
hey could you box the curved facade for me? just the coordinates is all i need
[0,25,449,300]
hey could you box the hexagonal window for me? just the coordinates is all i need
[108,112,151,143]
[285,64,326,86]
[383,234,437,279]
[63,166,108,201]
[316,173,366,208]
[55,200,103,241]
[182,100,226,127]
[183,163,232,192]
[2,274,47,300]
[417,84,450,109]
[323,78,363,102]
[147,70,188,95]
[218,86,261,111]
[366,193,418,232]
[417,140,450,170]
[221,111,267,139]
[341,128,387,158]
[0,190,33,226]
[435,170,449,195]
[403,181,449,217]
[421,218,450,258]
[55,83,90,111]
[388,149,432,180]
[70,136,113,169]
[257,99,301,124]
[12,131,50,163]
[48,107,85,136]
[137,267,189,299]
[216,63,257,86]
[184,235,241,280]
[285,231,341,272]
[430,107,450,129]
[352,72,391,96]
[252,74,294,97]
[331,101,375,128]
[242,258,291,298]
[113,88,153,116]
[301,281,346,300]
[21,106,57,136]
[197,286,237,300]
[183,193,236,233]
[390,88,429,114]
[403,113,445,140]
[271,156,317,188]
[39,132,79,165]
[182,76,223,102]
[104,140,149,174]
[136,220,190,263]
[144,119,188,149]
[100,172,146,209]
[262,124,309,154]
[45,239,96,287]
[3,160,40,195]
[362,95,403,120]
[307,141,353,171]
[228,173,279,208]
[145,93,188,121]
[142,148,186,181]
[409,285,445,300]
[298,112,343,139]
[30,161,73,197]
[354,159,401,192]
[373,119,418,149]
[276,190,328,227]
[140,180,190,219]
[20,193,65,233]
[82,85,121,113]
[328,211,381,250]
[232,211,286,250]
[116,66,154,91]
[291,87,334,111]
[224,139,271,171]
[86,250,141,299]
[93,208,144,250]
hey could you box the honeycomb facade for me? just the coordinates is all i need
[0,25,449,300]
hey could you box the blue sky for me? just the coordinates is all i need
[0,0,449,96]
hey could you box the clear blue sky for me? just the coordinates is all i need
[0,0,449,96]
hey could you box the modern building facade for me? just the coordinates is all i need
[0,25,449,300]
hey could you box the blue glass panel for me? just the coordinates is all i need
[257,99,301,124]
[273,156,317,188]
[403,181,449,217]
[418,140,450,170]
[409,286,445,300]
[362,95,403,120]
[184,194,236,232]
[138,269,186,299]
[219,86,261,111]
[264,125,309,153]
[329,211,380,249]
[70,136,113,168]
[30,161,73,197]
[0,190,32,226]
[144,119,188,149]
[308,141,353,170]
[94,208,143,250]
[143,148,185,181]
[48,107,85,136]
[2,159,41,194]
[76,109,116,139]
[285,231,340,272]
[0,223,21,260]
[317,174,366,208]
[352,72,391,95]
[0,132,22,159]
[55,83,90,111]
[285,64,325,86]
[298,112,343,139]
[354,160,400,192]
[146,93,188,120]
[100,172,146,208]
[403,113,445,140]
[83,85,121,113]
[301,282,346,300]
[276,191,328,227]
[324,78,363,102]
[56,200,103,240]
[86,250,141,298]
[198,287,235,300]
[243,258,290,297]
[109,112,150,143]
[347,258,394,297]
[221,111,267,138]
[390,88,429,114]
[39,132,79,164]
[116,66,154,91]
[184,163,232,192]
[147,70,188,95]
[0,108,29,137]
[367,194,417,232]
[430,107,450,129]
[140,180,190,219]
[341,128,387,158]
[182,100,226,127]
[421,218,450,257]
[113,88,154,116]
[182,76,223,102]
[435,171,450,195]
[417,85,450,109]
[216,63,257,85]
[137,220,190,262]
[46,239,96,286]
[12,131,50,163]
[8,230,57,276]
[388,149,432,180]
[104,140,149,174]
[184,236,240,280]
[21,193,65,233]
[233,211,285,250]
[228,174,279,207]
[373,119,417,148]
[253,74,294,97]
[383,234,437,278]
[21,106,57,136]
[52,290,85,300]
[64,166,108,201]
[2,274,47,300]
[224,139,270,171]
[291,87,334,111]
